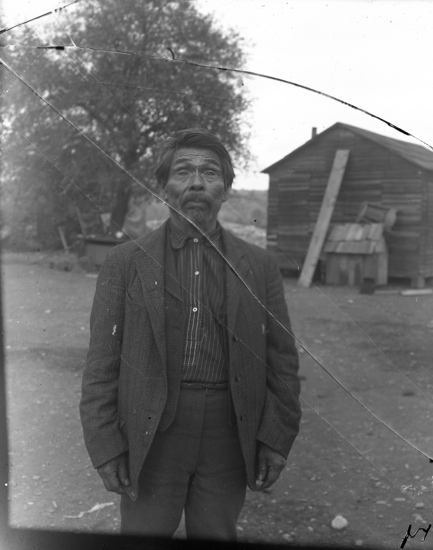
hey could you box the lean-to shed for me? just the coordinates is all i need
[262,122,433,287]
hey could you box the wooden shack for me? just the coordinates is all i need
[262,122,433,287]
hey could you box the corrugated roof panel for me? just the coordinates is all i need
[368,224,384,241]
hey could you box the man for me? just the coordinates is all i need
[80,128,302,540]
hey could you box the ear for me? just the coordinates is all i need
[221,188,229,203]
[160,185,168,202]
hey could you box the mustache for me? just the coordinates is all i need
[180,193,211,207]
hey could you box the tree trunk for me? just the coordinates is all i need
[109,183,132,235]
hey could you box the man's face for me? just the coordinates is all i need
[162,147,228,233]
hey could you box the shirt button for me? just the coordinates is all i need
[193,238,199,243]
[192,307,198,312]
[194,271,199,276]
[235,374,242,382]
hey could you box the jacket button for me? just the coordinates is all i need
[235,374,242,382]
[233,335,239,342]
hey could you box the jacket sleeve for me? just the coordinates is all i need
[256,253,302,458]
[79,247,129,468]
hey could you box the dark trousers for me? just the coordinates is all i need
[120,385,247,540]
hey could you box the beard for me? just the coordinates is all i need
[179,194,213,229]
[181,205,211,228]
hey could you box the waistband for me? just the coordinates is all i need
[180,382,228,391]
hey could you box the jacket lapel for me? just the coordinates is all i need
[132,220,176,366]
[222,228,256,348]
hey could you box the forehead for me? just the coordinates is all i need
[171,147,221,167]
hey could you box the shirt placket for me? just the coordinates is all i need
[184,238,203,367]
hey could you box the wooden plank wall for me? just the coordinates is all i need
[266,127,433,279]
[422,175,433,276]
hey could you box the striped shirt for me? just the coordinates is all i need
[169,220,228,383]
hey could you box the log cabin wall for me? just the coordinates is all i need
[265,124,432,281]
[423,173,433,277]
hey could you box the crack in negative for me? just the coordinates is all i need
[1,41,432,152]
[2,13,433,516]
[3,57,433,471]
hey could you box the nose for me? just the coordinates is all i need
[189,169,205,190]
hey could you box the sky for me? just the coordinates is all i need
[2,0,433,189]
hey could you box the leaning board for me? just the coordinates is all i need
[298,149,350,287]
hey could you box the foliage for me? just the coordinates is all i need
[1,0,251,248]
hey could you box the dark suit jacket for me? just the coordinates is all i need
[80,220,301,498]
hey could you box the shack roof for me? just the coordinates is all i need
[262,122,433,173]
[323,223,385,255]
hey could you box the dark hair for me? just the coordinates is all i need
[154,128,235,189]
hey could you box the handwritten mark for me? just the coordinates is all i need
[400,524,431,549]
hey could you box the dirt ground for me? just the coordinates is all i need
[3,250,433,548]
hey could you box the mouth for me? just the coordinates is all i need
[182,196,209,207]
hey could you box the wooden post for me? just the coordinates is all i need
[298,149,350,287]
[58,226,69,253]
[76,207,87,237]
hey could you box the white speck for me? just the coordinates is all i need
[282,534,293,542]
[347,299,354,304]
[112,325,117,335]
[64,502,114,519]
[262,323,265,334]
[45,309,51,314]
[355,541,363,546]
[332,515,348,530]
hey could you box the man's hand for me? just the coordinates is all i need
[97,453,135,500]
[255,443,286,491]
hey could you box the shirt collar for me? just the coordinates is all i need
[169,218,222,250]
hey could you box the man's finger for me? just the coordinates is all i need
[256,466,267,483]
[256,451,268,482]
[118,458,130,487]
[260,465,283,490]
